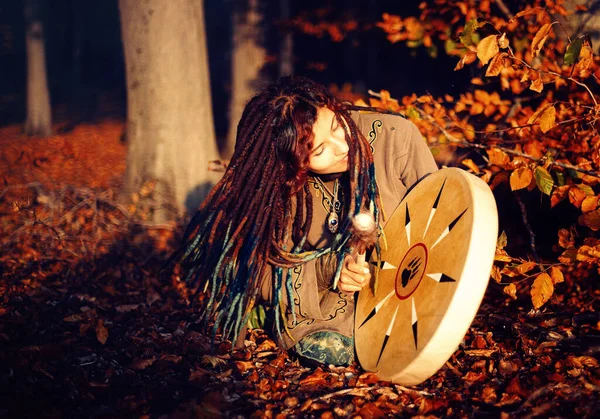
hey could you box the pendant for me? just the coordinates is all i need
[327,211,339,233]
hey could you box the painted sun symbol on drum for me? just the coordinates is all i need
[357,179,468,367]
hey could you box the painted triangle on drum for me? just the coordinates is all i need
[405,204,412,247]
[376,304,399,366]
[431,207,468,249]
[411,298,418,349]
[358,291,395,329]
[370,260,397,270]
[426,273,456,283]
[424,179,447,238]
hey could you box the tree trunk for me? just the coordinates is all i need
[118,0,220,222]
[279,0,293,77]
[24,0,52,137]
[225,0,267,159]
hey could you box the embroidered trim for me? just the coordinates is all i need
[367,119,383,153]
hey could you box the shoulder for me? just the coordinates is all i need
[350,110,421,155]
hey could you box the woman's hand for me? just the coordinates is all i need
[338,254,371,293]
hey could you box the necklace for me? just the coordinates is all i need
[314,177,341,233]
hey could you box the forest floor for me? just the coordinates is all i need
[1,120,599,418]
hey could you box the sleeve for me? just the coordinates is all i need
[259,254,339,320]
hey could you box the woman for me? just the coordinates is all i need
[178,76,437,366]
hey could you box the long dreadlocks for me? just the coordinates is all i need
[178,76,384,344]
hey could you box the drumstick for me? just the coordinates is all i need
[352,212,377,263]
[334,212,377,290]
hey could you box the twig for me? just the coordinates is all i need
[314,387,372,401]
[514,190,540,263]
[493,0,514,20]
[394,384,434,397]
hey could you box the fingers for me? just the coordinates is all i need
[339,255,371,293]
[345,255,369,273]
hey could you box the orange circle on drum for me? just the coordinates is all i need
[394,243,428,300]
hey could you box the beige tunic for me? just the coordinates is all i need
[263,111,439,349]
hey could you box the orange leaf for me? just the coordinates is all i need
[487,148,510,167]
[539,105,556,133]
[568,187,586,208]
[477,35,500,65]
[549,267,564,284]
[510,167,533,191]
[551,185,570,208]
[579,209,600,231]
[130,358,157,370]
[523,140,545,159]
[531,23,553,57]
[461,158,481,174]
[96,319,109,345]
[516,261,537,274]
[486,53,507,77]
[558,228,575,249]
[503,283,517,300]
[511,7,544,21]
[581,196,598,213]
[455,51,478,71]
[530,77,544,93]
[531,273,554,309]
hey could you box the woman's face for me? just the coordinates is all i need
[308,107,349,174]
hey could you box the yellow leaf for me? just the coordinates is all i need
[510,167,533,191]
[486,53,507,77]
[477,35,500,65]
[503,283,517,300]
[575,44,594,77]
[491,265,502,283]
[530,78,544,93]
[531,273,554,309]
[497,231,508,250]
[96,319,109,345]
[539,105,556,133]
[549,267,564,284]
[531,23,553,57]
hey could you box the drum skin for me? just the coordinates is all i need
[355,168,498,385]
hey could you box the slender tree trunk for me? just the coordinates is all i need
[24,0,52,137]
[225,0,267,159]
[279,0,293,77]
[119,0,220,222]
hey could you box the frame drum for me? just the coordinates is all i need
[355,168,498,385]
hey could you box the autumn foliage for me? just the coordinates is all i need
[372,0,599,311]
